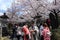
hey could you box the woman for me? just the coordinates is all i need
[22,24,31,40]
[42,23,51,40]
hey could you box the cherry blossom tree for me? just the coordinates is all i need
[6,0,60,22]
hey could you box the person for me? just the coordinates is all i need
[40,23,44,40]
[46,19,51,28]
[10,24,17,40]
[29,21,39,40]
[16,24,22,40]
[42,23,51,40]
[22,23,31,40]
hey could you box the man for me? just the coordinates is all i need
[29,21,39,40]
[40,23,44,40]
[10,24,17,40]
[46,19,51,28]
[16,24,22,40]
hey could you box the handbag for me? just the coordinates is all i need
[26,34,29,39]
[47,31,51,36]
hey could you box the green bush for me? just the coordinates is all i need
[51,28,60,40]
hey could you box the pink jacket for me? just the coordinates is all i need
[23,26,30,40]
[42,27,51,40]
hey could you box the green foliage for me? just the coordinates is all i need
[51,28,60,40]
[51,29,57,40]
[7,23,13,35]
[7,23,13,29]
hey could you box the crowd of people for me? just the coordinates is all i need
[10,20,51,40]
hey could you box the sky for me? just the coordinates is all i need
[0,0,14,15]
[0,0,54,16]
